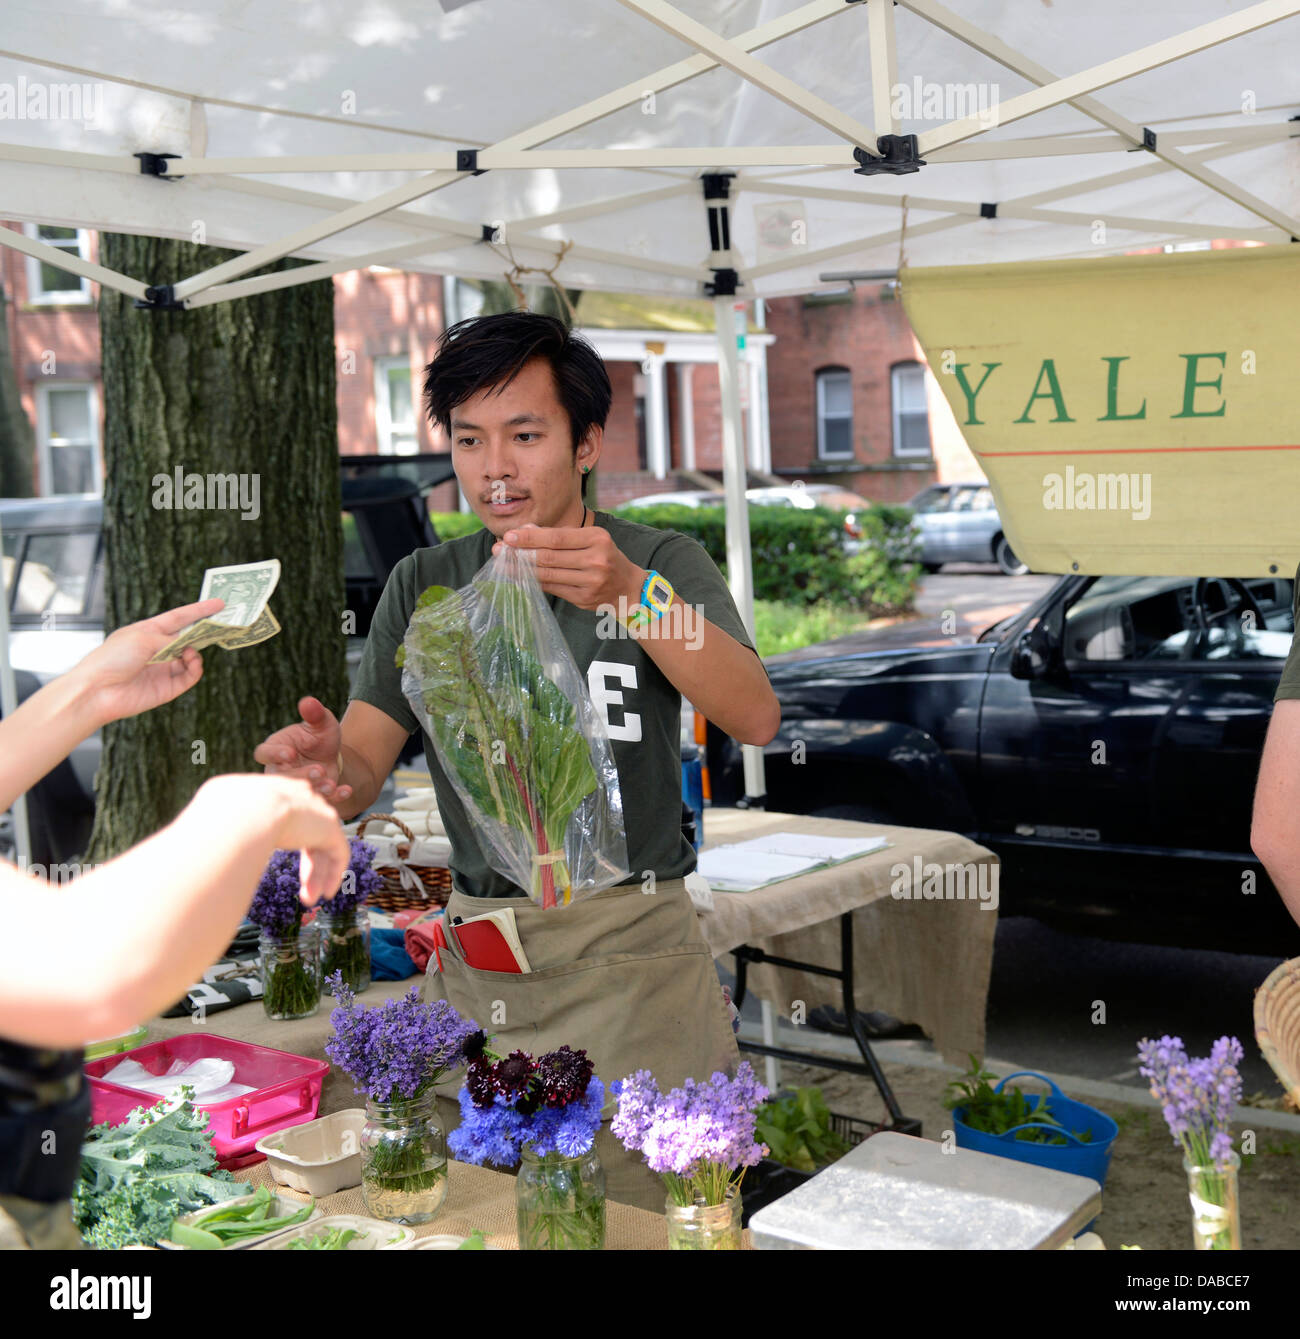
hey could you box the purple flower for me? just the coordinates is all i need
[1136,1034,1243,1169]
[450,1067,605,1165]
[324,975,480,1102]
[611,1062,769,1199]
[329,838,382,914]
[249,848,306,936]
[252,838,380,934]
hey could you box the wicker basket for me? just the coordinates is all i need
[356,813,453,914]
[1254,956,1300,1108]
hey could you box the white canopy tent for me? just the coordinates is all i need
[2,0,1299,846]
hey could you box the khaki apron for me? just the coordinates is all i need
[421,876,740,1213]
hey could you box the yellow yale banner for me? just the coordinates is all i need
[901,245,1300,577]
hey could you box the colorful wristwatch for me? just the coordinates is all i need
[621,570,674,630]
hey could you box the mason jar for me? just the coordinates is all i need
[665,1186,742,1250]
[516,1146,606,1250]
[361,1089,448,1225]
[257,924,322,1021]
[318,905,371,995]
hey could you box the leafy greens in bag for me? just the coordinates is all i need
[397,544,628,908]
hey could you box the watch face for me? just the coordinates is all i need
[647,575,673,608]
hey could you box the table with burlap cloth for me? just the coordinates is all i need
[138,988,752,1248]
[696,809,999,1066]
[227,1156,730,1250]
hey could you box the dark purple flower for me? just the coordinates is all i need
[536,1045,594,1107]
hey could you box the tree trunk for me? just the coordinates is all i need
[0,274,35,496]
[86,233,346,861]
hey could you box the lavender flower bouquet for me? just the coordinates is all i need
[249,849,320,1020]
[318,838,382,994]
[612,1062,769,1249]
[1137,1035,1244,1250]
[450,1046,606,1250]
[326,975,482,1222]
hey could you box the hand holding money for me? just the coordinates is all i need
[149,559,283,664]
[69,597,226,725]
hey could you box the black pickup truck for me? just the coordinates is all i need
[709,572,1300,955]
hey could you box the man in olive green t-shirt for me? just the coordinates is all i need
[255,310,779,884]
[1252,563,1300,929]
[256,312,780,1208]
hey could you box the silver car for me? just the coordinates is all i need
[907,482,1029,577]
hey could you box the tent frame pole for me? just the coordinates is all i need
[704,175,766,809]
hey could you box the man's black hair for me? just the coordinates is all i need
[423,311,611,501]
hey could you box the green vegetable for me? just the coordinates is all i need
[398,581,598,909]
[181,1185,315,1244]
[71,1092,245,1250]
[943,1055,1092,1145]
[287,1226,363,1250]
[168,1222,223,1250]
[754,1087,853,1172]
[457,1228,488,1250]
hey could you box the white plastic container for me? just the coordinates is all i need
[162,1193,321,1250]
[254,1214,415,1250]
[256,1108,365,1196]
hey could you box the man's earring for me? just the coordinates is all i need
[583,465,591,474]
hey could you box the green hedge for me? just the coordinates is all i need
[611,502,921,614]
[430,511,486,541]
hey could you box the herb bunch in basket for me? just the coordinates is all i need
[943,1056,1092,1145]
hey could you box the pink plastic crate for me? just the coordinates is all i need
[85,1033,329,1170]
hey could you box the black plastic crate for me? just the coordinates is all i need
[740,1112,877,1228]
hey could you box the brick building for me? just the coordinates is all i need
[2,221,979,509]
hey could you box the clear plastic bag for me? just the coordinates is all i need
[397,543,629,908]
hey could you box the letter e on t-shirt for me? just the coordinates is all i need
[587,659,642,742]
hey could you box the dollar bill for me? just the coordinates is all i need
[149,559,283,663]
[199,559,280,629]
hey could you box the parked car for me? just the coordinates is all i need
[907,481,1028,576]
[706,571,1300,954]
[0,454,456,865]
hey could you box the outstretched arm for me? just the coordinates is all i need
[0,775,348,1049]
[0,597,224,811]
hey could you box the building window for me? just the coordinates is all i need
[35,383,100,495]
[444,276,486,326]
[24,224,93,304]
[815,367,853,459]
[891,362,931,457]
[374,356,417,455]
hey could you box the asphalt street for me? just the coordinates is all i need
[730,561,1292,1100]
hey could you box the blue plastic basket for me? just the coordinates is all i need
[952,1070,1118,1189]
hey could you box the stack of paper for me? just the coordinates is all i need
[730,833,891,864]
[696,830,891,892]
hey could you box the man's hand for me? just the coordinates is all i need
[70,597,226,725]
[493,524,645,614]
[253,695,353,803]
